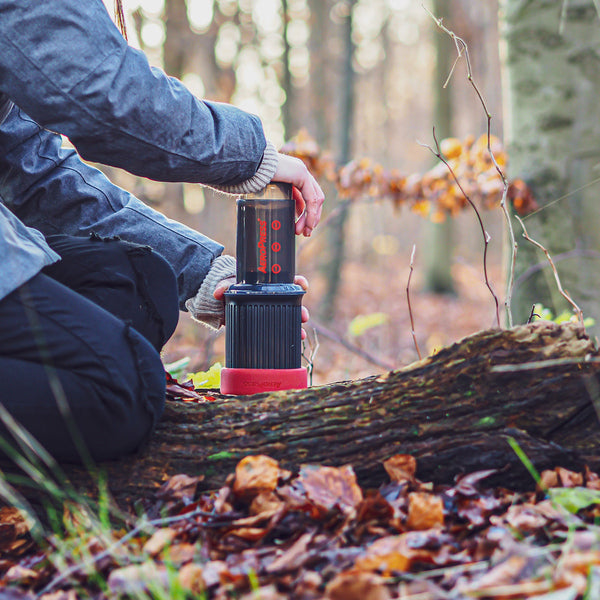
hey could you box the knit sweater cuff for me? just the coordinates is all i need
[209,141,279,195]
[185,254,237,329]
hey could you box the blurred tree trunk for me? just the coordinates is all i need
[502,0,600,333]
[281,0,294,137]
[307,0,332,147]
[423,0,456,294]
[161,0,193,220]
[320,0,357,321]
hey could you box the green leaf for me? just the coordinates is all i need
[348,313,389,338]
[164,356,191,379]
[548,487,600,514]
[533,303,554,321]
[187,362,222,389]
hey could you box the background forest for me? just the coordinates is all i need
[100,0,598,385]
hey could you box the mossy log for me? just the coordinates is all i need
[22,322,600,506]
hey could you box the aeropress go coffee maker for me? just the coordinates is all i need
[220,182,308,395]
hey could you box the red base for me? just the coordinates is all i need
[220,367,308,395]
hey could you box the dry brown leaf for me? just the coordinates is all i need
[227,527,269,541]
[39,591,79,600]
[503,504,551,532]
[4,564,39,585]
[539,469,560,490]
[406,492,444,530]
[556,467,584,488]
[325,571,391,600]
[142,527,177,556]
[178,563,206,594]
[249,491,284,516]
[156,473,201,502]
[266,532,315,573]
[383,455,416,484]
[162,542,196,566]
[240,584,287,600]
[354,535,412,575]
[107,562,169,595]
[0,507,31,538]
[233,455,280,497]
[299,464,363,516]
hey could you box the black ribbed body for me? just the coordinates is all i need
[225,284,304,369]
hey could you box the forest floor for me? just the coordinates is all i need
[3,256,600,599]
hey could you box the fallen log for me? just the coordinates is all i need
[9,321,600,508]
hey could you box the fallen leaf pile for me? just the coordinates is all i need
[281,129,537,220]
[1,455,600,599]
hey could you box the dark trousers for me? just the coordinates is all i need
[0,234,180,462]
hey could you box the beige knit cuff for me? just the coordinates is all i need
[209,141,279,195]
[185,254,236,329]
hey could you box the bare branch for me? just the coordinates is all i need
[302,328,320,386]
[515,215,584,326]
[425,4,515,328]
[420,129,501,328]
[406,244,422,360]
[309,320,396,372]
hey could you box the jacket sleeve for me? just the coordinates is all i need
[0,0,266,186]
[0,106,224,308]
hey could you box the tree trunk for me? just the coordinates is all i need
[501,0,600,333]
[38,322,600,508]
[320,0,357,322]
[423,0,456,295]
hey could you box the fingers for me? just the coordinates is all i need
[301,305,309,323]
[213,275,236,300]
[293,186,307,236]
[301,305,309,340]
[300,172,324,237]
[273,153,325,237]
[294,274,309,292]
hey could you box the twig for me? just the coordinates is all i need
[310,320,396,371]
[527,304,538,324]
[388,560,490,584]
[515,215,584,326]
[420,129,501,328]
[425,5,514,328]
[406,245,422,360]
[302,328,320,386]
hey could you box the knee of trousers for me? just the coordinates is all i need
[56,326,168,463]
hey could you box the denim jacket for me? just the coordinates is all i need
[0,0,268,307]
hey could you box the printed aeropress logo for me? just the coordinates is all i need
[257,217,267,273]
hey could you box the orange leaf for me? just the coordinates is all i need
[233,455,280,497]
[440,137,463,159]
[406,492,444,530]
[383,454,416,484]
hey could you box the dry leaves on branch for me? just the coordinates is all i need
[282,129,538,220]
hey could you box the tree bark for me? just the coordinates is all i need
[501,0,600,333]
[44,321,600,508]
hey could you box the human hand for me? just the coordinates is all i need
[273,153,325,237]
[214,274,311,339]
